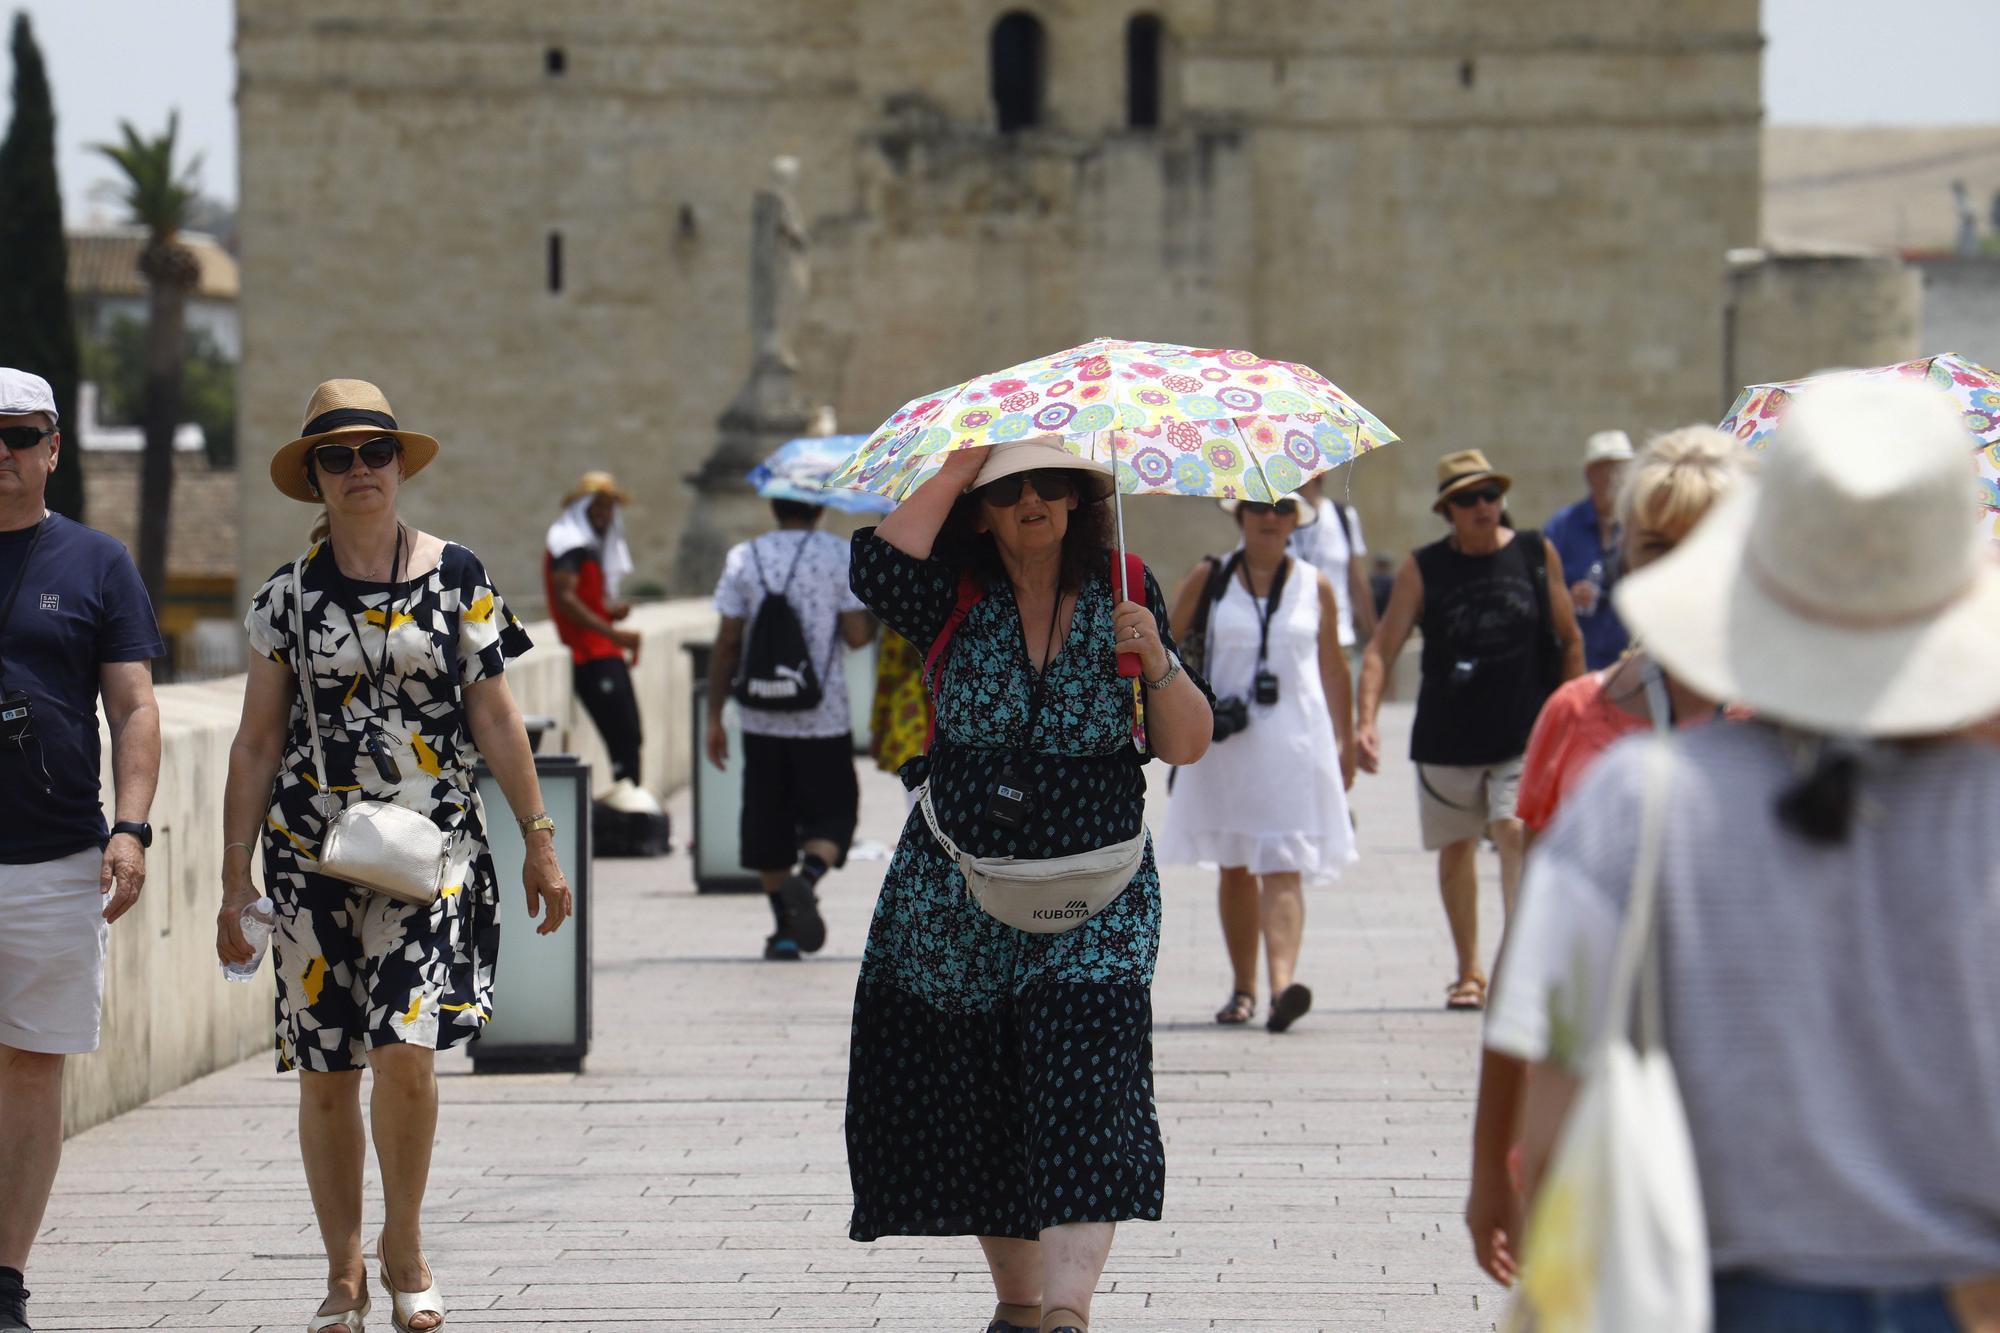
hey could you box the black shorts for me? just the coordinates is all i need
[739,732,860,871]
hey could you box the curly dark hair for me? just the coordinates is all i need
[936,491,1115,593]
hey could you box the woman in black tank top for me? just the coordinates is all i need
[1353,450,1584,1013]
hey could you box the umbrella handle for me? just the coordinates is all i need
[1111,434,1143,678]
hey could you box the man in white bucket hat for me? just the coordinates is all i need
[1484,379,2000,1326]
[0,368,164,1333]
[1545,428,1636,671]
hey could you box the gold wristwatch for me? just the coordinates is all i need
[518,813,557,839]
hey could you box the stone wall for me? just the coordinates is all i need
[64,599,716,1137]
[1723,246,1924,400]
[1915,258,2000,373]
[235,0,1763,608]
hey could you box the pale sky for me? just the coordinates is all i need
[6,0,1999,221]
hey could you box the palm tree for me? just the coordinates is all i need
[93,112,201,614]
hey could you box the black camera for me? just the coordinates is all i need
[985,762,1032,830]
[1254,670,1280,706]
[1212,695,1250,743]
[0,689,34,746]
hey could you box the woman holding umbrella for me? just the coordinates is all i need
[845,436,1211,1333]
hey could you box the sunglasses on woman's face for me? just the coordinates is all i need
[0,426,54,453]
[1447,486,1504,510]
[313,436,400,475]
[1238,499,1301,519]
[977,469,1077,507]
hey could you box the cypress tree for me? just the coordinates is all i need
[0,13,83,518]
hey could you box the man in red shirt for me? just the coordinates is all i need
[545,473,645,794]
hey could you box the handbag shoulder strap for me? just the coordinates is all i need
[1603,736,1674,1055]
[922,571,987,751]
[291,551,332,818]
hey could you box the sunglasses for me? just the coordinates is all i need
[976,469,1078,507]
[1237,499,1302,519]
[312,436,400,475]
[1447,486,1504,510]
[0,426,54,453]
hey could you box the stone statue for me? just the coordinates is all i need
[749,155,810,377]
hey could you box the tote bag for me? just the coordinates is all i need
[1508,738,1710,1333]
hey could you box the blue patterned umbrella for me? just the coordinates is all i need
[749,435,895,514]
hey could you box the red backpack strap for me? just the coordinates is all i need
[1114,551,1148,679]
[923,571,986,751]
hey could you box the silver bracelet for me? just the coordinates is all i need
[1143,650,1182,691]
[224,841,255,859]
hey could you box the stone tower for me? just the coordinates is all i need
[236,0,1762,608]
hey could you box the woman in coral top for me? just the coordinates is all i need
[1465,423,1746,1287]
[1513,426,1749,837]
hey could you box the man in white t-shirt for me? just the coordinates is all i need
[705,499,874,960]
[1288,474,1377,673]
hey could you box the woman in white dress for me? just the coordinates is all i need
[1163,497,1358,1033]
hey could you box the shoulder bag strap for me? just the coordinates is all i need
[291,552,332,820]
[0,517,48,687]
[1603,737,1674,1056]
[1190,551,1239,670]
[915,782,964,863]
[922,571,986,750]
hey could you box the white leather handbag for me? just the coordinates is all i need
[290,554,453,908]
[1508,738,1710,1333]
[916,782,1145,934]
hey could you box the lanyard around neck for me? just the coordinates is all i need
[1236,555,1290,669]
[1016,583,1068,750]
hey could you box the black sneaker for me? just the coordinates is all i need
[0,1284,31,1332]
[985,1321,1036,1333]
[776,874,826,953]
[763,933,801,961]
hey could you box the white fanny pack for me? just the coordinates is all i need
[916,782,1144,934]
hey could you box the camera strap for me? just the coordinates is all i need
[1236,552,1292,672]
[0,516,49,690]
[1015,585,1068,750]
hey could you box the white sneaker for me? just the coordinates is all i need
[601,778,663,816]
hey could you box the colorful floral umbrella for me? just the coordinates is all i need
[830,337,1398,505]
[748,434,895,515]
[1720,352,2000,513]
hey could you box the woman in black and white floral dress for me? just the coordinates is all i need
[217,380,571,1333]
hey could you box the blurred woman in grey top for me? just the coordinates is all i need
[1484,379,2000,1330]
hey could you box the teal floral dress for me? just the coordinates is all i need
[845,530,1209,1242]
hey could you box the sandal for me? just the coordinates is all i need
[308,1298,370,1332]
[1214,990,1256,1025]
[377,1232,443,1332]
[1445,971,1488,1011]
[1266,983,1313,1034]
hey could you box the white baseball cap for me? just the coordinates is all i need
[0,368,58,425]
[1583,429,1633,465]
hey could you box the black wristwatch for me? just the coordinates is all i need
[111,820,152,849]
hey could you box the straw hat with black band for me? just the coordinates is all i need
[966,435,1116,502]
[1431,448,1513,514]
[270,379,440,503]
[563,470,632,507]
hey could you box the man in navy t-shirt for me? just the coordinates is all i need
[0,368,163,1333]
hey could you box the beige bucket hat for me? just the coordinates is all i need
[1432,449,1513,513]
[1218,495,1317,526]
[1615,378,2000,737]
[968,435,1115,502]
[270,379,440,503]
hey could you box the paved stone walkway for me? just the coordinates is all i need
[27,703,1508,1330]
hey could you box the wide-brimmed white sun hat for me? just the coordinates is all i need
[1218,495,1318,526]
[967,434,1115,501]
[1614,378,2000,737]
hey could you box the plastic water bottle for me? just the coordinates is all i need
[222,897,276,983]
